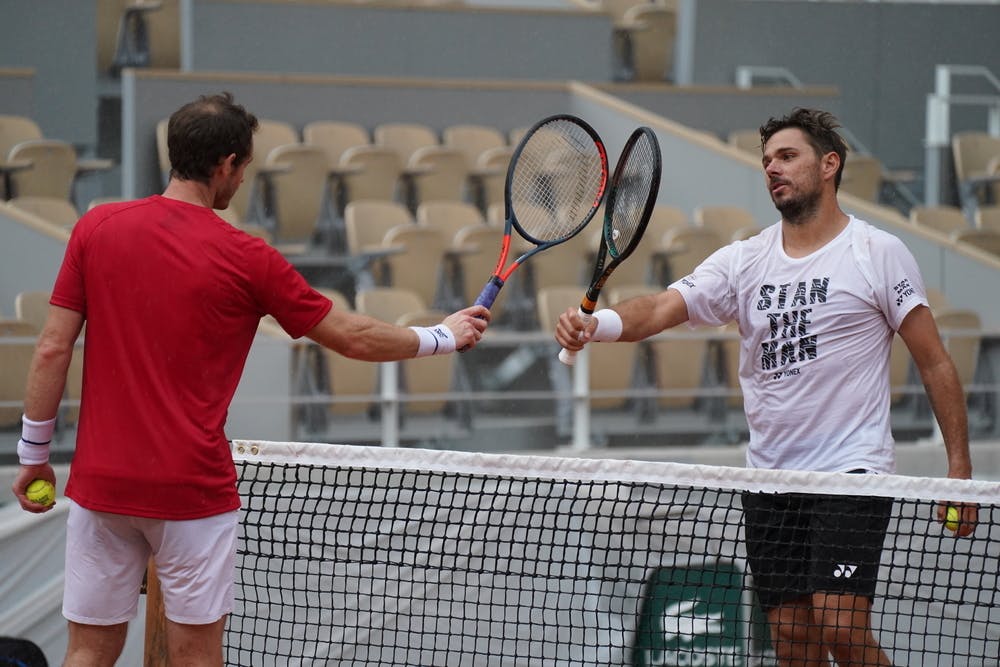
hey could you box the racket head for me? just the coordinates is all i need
[603,126,662,263]
[504,114,608,247]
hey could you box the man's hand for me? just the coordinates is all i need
[443,305,491,351]
[555,307,598,351]
[12,463,57,513]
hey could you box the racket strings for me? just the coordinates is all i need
[509,121,606,244]
[607,135,658,257]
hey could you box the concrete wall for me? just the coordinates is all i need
[0,68,35,118]
[0,0,99,150]
[681,0,1000,201]
[184,0,614,81]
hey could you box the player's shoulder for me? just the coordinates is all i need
[728,220,779,260]
[851,216,910,255]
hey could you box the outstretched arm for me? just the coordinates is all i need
[554,287,689,351]
[305,304,490,361]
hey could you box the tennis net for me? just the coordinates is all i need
[227,440,999,666]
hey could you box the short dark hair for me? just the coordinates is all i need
[167,92,258,183]
[759,108,849,190]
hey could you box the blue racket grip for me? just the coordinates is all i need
[473,276,504,311]
[460,277,504,353]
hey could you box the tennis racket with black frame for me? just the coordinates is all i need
[559,126,662,365]
[470,114,609,313]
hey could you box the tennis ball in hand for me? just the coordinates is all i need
[944,506,961,532]
[26,479,55,506]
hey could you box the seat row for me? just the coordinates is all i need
[333,199,766,329]
[0,114,113,208]
[153,118,527,244]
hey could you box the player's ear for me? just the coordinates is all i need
[822,151,840,181]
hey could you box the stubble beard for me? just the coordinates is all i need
[773,183,821,226]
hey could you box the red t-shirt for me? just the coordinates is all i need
[51,195,332,519]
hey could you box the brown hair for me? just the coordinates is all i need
[167,92,259,183]
[759,108,849,190]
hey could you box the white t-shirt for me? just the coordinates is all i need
[669,216,927,474]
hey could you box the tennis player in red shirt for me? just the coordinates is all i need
[11,92,489,667]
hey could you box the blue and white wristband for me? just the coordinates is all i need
[17,414,56,466]
[410,324,456,357]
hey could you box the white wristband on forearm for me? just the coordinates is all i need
[409,324,456,357]
[591,309,623,342]
[17,414,56,466]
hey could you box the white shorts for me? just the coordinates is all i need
[63,499,239,626]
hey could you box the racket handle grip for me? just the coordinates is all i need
[558,308,592,366]
[473,276,504,310]
[459,277,504,353]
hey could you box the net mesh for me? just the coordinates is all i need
[227,440,1000,666]
[508,118,606,244]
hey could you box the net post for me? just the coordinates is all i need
[380,361,400,447]
[143,557,168,667]
[570,346,591,451]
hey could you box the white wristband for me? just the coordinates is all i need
[591,309,623,342]
[18,414,56,466]
[409,324,456,357]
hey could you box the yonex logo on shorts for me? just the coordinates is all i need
[833,563,858,578]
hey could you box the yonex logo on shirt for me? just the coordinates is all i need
[892,278,914,307]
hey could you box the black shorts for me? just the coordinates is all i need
[741,490,894,612]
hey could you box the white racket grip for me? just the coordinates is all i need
[558,308,593,366]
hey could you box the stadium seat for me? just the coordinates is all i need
[302,120,370,169]
[337,145,402,212]
[232,119,299,225]
[470,145,514,215]
[374,122,438,165]
[6,139,78,201]
[0,114,44,157]
[416,200,486,245]
[344,199,417,290]
[0,114,44,197]
[442,124,507,170]
[840,154,884,203]
[403,145,469,212]
[974,204,1000,232]
[507,126,529,147]
[8,196,80,228]
[950,228,1000,259]
[262,143,329,254]
[615,3,677,82]
[449,224,507,315]
[951,131,1000,216]
[693,205,758,244]
[344,200,414,255]
[909,205,970,236]
[659,226,724,284]
[380,224,449,308]
[0,318,39,428]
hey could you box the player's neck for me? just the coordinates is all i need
[162,178,216,209]
[781,203,850,258]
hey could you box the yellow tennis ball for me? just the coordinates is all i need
[944,506,960,532]
[26,479,55,507]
